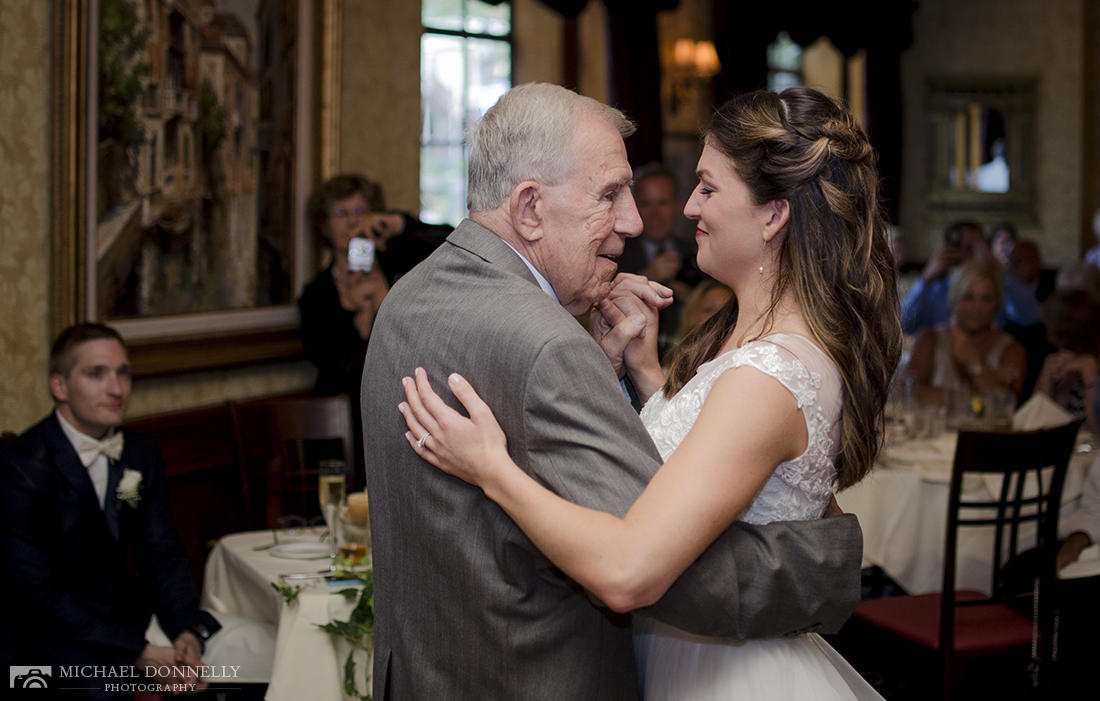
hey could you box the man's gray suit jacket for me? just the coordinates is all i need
[362,219,863,700]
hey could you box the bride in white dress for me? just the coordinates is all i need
[399,86,901,700]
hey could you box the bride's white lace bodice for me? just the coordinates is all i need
[640,334,843,525]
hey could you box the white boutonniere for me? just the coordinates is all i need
[117,469,143,509]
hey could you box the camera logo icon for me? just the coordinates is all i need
[10,667,52,689]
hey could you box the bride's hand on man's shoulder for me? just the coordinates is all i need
[399,367,509,488]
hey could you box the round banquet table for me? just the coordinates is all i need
[201,529,372,701]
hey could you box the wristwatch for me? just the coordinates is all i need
[184,623,212,653]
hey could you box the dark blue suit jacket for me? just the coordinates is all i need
[0,413,215,667]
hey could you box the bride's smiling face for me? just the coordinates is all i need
[683,143,775,285]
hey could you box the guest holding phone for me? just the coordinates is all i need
[901,221,995,336]
[298,174,452,397]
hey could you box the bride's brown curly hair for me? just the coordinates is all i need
[663,87,902,490]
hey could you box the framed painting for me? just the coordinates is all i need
[51,0,342,375]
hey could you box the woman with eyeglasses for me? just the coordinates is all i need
[299,174,452,397]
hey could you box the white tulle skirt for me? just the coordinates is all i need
[634,619,884,701]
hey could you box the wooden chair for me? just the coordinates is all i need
[852,420,1082,699]
[229,394,355,531]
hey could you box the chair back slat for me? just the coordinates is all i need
[229,394,355,530]
[940,420,1082,686]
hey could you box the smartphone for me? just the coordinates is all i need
[348,237,375,273]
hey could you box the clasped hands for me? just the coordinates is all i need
[134,631,208,694]
[590,273,673,399]
[397,274,672,488]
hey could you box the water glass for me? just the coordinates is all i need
[986,387,1016,430]
[318,460,347,570]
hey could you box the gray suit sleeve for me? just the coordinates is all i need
[520,334,863,639]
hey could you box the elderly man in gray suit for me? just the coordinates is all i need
[361,83,863,700]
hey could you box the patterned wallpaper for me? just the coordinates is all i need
[0,0,52,433]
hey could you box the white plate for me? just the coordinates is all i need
[270,542,331,560]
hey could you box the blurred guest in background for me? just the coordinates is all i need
[617,163,702,357]
[673,278,732,345]
[1034,289,1100,433]
[989,221,1017,265]
[1001,240,1049,399]
[1054,449,1100,692]
[1057,454,1099,571]
[1001,240,1044,329]
[887,225,920,302]
[1057,260,1100,300]
[1085,208,1100,269]
[298,174,452,397]
[901,221,995,336]
[908,261,1027,405]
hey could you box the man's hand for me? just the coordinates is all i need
[610,273,675,310]
[368,212,406,250]
[1057,532,1091,573]
[174,631,203,667]
[592,296,650,379]
[922,243,960,282]
[590,275,669,375]
[136,641,209,694]
[590,274,670,399]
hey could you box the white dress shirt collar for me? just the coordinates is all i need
[55,410,114,510]
[501,239,559,302]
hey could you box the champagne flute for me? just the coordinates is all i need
[318,460,347,570]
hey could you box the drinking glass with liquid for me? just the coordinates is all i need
[318,460,347,570]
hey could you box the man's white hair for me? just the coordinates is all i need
[466,83,636,212]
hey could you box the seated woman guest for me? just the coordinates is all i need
[298,174,452,396]
[908,260,1027,406]
[1034,289,1100,433]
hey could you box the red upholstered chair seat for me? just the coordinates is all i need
[854,590,1033,653]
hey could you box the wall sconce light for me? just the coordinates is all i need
[669,39,722,114]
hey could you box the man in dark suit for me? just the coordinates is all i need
[362,83,863,700]
[617,163,703,356]
[0,324,219,698]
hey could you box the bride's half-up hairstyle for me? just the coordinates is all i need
[664,86,902,490]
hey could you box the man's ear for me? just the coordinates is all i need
[762,199,791,243]
[509,181,544,243]
[49,373,68,404]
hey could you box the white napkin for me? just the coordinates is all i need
[1012,392,1075,431]
[974,394,1079,500]
[1059,543,1100,580]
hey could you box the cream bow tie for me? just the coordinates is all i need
[76,432,124,467]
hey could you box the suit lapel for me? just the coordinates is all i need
[43,414,103,516]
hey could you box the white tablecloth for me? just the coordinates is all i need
[201,530,372,701]
[837,434,1093,595]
